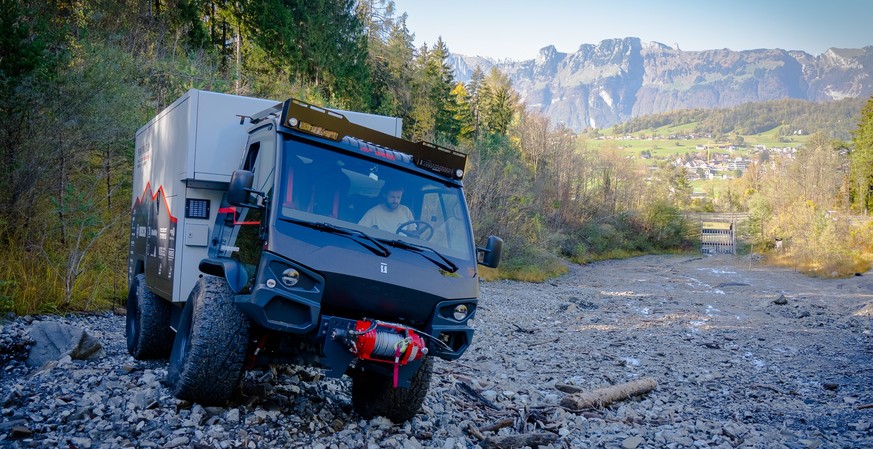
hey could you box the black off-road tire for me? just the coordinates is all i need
[126,273,174,359]
[351,357,434,423]
[166,276,250,405]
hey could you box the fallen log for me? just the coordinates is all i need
[560,377,657,410]
[483,432,560,449]
[479,417,515,432]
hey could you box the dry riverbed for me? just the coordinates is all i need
[1,254,872,448]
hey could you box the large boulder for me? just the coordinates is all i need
[25,321,105,367]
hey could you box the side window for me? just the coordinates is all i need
[234,207,263,288]
[421,190,446,228]
[243,142,260,171]
[252,137,276,193]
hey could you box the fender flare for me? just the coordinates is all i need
[198,258,249,293]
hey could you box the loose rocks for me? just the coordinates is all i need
[1,255,871,448]
[25,321,105,367]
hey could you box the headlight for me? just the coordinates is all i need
[281,268,300,287]
[452,304,469,321]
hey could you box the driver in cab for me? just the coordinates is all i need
[358,182,414,233]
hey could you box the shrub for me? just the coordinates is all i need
[488,238,568,282]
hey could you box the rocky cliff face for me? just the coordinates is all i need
[449,38,873,130]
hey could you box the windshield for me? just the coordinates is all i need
[277,139,474,261]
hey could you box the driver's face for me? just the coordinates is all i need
[385,190,403,210]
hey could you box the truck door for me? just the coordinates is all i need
[226,127,277,288]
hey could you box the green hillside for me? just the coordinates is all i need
[589,124,810,160]
[606,97,865,140]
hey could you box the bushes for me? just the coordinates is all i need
[0,227,128,315]
[483,238,567,282]
[641,201,693,249]
[739,132,873,277]
[564,207,695,264]
[764,209,873,277]
[485,203,697,281]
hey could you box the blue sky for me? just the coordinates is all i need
[389,0,873,60]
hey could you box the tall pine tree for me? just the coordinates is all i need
[851,96,873,212]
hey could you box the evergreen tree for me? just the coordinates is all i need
[409,38,458,143]
[479,67,517,135]
[362,5,414,117]
[242,0,368,105]
[466,65,485,137]
[449,83,475,141]
[428,38,459,143]
[409,43,436,140]
[0,0,51,83]
[851,96,873,212]
[0,0,60,235]
[381,15,415,118]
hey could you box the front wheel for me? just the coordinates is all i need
[166,276,250,405]
[351,357,434,423]
[126,273,174,359]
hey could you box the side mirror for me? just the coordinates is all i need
[227,170,255,206]
[477,235,503,268]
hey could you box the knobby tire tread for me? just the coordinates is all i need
[127,273,174,359]
[169,276,250,405]
[352,357,433,423]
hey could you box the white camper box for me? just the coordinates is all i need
[131,89,402,302]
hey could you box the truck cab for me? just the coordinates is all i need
[126,91,501,422]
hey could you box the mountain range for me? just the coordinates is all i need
[448,38,873,131]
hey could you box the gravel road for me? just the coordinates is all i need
[1,254,872,448]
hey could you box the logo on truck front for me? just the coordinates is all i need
[380,262,388,274]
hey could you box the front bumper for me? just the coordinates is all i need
[233,252,477,362]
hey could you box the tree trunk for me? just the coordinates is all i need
[234,24,241,94]
[559,377,657,410]
[483,433,560,449]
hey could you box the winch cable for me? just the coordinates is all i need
[358,318,454,354]
[413,329,454,354]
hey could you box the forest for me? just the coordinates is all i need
[2,0,872,314]
[610,97,866,140]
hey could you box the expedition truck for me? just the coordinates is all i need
[127,89,502,422]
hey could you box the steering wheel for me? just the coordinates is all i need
[396,220,435,241]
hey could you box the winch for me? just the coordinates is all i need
[332,319,428,387]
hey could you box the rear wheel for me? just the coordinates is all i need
[126,273,174,359]
[351,357,433,423]
[166,276,250,405]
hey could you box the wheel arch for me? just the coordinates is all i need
[199,257,249,293]
[129,258,146,289]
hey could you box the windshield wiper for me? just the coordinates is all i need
[379,239,458,273]
[286,218,390,257]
